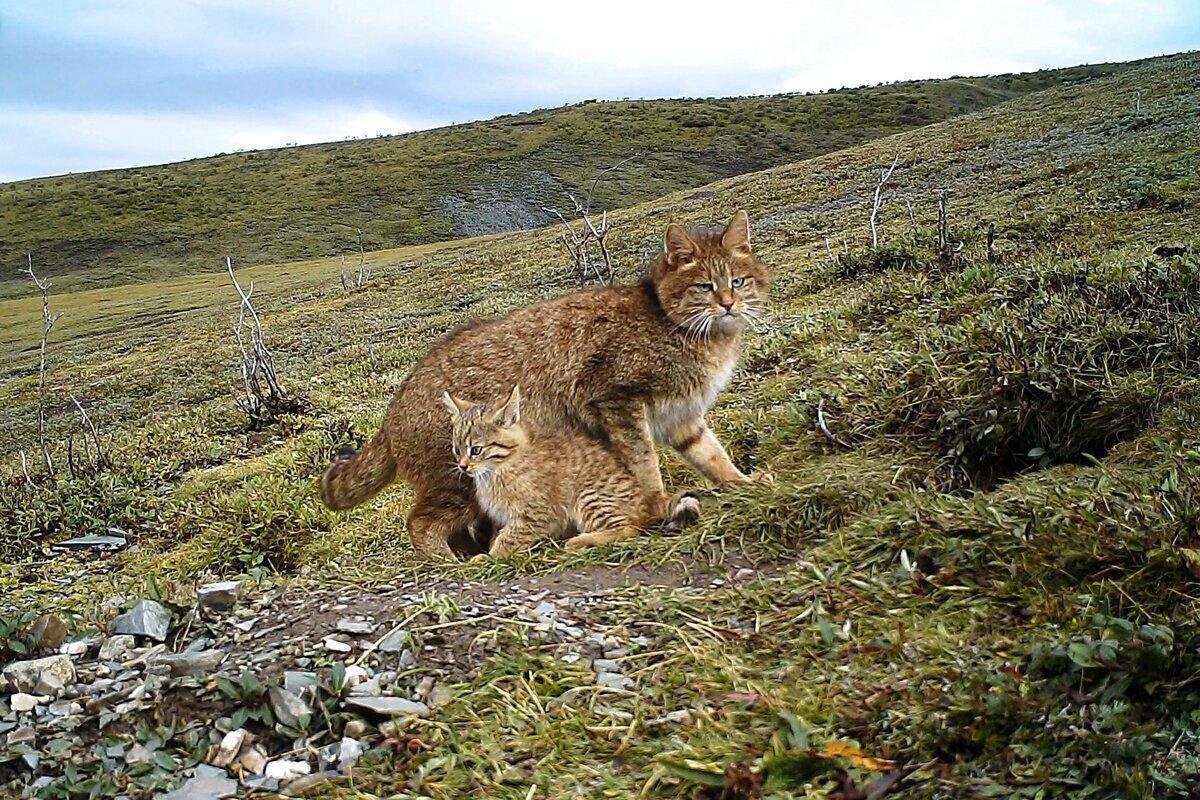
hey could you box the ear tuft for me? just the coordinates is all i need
[442,391,471,417]
[494,385,521,427]
[663,223,697,268]
[721,210,751,254]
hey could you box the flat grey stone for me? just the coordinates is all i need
[268,686,312,729]
[149,650,226,677]
[282,671,317,693]
[57,534,126,550]
[335,618,374,635]
[344,696,429,717]
[197,581,242,612]
[112,600,172,641]
[596,671,634,690]
[376,627,409,653]
[158,763,238,800]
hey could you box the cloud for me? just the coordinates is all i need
[0,0,1196,181]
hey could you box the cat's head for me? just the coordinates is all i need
[441,385,526,477]
[651,210,769,338]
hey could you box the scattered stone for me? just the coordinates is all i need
[596,671,634,690]
[283,671,317,694]
[56,533,126,550]
[98,635,135,661]
[269,687,312,729]
[3,654,76,698]
[428,684,453,708]
[534,601,558,619]
[124,742,157,765]
[149,650,226,677]
[111,599,172,641]
[335,618,375,635]
[376,627,409,653]
[322,637,351,654]
[197,581,242,612]
[59,639,91,656]
[342,720,368,739]
[337,737,364,773]
[29,614,68,652]
[734,568,756,581]
[591,658,621,673]
[264,759,312,782]
[344,696,430,718]
[160,764,238,800]
[280,771,335,796]
[239,744,268,775]
[646,709,694,729]
[10,693,40,713]
[6,725,35,745]
[209,728,248,768]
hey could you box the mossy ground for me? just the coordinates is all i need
[2,54,1199,798]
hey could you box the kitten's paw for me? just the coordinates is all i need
[470,553,491,562]
[744,470,775,486]
[665,492,701,531]
[564,534,598,551]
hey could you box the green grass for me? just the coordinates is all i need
[0,59,1147,299]
[2,52,1200,798]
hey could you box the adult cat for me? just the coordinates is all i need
[320,210,771,558]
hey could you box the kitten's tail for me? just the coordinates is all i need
[319,426,397,510]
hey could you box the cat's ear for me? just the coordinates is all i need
[441,391,470,418]
[662,223,697,269]
[721,210,751,255]
[494,385,521,427]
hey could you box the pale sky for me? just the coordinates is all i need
[1,1,1196,182]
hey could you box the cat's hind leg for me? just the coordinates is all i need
[407,487,478,560]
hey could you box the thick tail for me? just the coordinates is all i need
[320,426,397,510]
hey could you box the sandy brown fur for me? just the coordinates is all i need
[443,388,697,557]
[320,211,771,558]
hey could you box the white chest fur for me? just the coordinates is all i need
[648,354,737,443]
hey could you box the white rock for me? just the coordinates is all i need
[647,709,694,728]
[10,693,40,713]
[59,640,90,656]
[160,764,238,800]
[376,627,409,653]
[337,737,364,773]
[322,637,351,653]
[197,581,243,612]
[210,728,248,768]
[264,759,312,782]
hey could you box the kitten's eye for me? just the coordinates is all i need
[696,283,714,292]
[732,277,746,288]
[470,445,482,457]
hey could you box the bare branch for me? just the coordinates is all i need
[24,253,62,476]
[870,153,901,250]
[227,256,296,427]
[817,398,852,449]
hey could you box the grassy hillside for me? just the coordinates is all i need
[0,60,1143,299]
[2,52,1199,799]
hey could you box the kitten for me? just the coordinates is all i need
[322,210,770,559]
[442,386,699,558]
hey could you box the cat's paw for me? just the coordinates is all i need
[470,552,491,562]
[665,493,701,531]
[564,534,598,551]
[743,470,775,486]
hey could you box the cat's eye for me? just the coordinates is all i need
[696,282,714,292]
[732,277,746,288]
[470,445,482,456]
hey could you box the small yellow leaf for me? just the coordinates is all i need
[819,741,896,771]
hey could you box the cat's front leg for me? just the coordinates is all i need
[665,416,773,486]
[577,397,665,496]
[478,521,543,559]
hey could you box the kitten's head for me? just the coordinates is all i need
[441,385,526,477]
[651,210,769,338]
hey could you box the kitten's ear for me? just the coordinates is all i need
[662,223,697,268]
[494,385,521,427]
[441,391,470,418]
[721,210,751,254]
